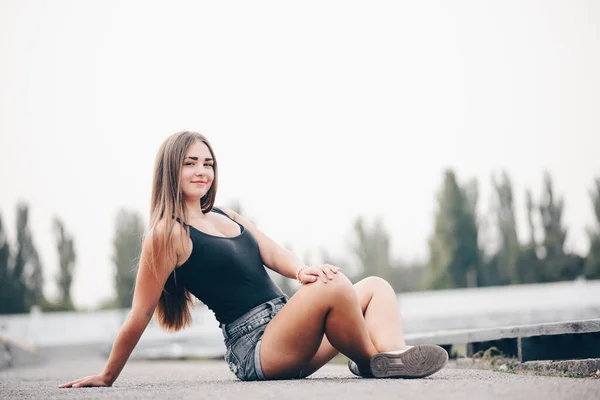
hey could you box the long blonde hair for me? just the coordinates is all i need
[149,131,218,331]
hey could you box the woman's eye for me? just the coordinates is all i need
[204,163,214,167]
[184,162,194,166]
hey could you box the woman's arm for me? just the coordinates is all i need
[218,206,338,284]
[59,223,180,388]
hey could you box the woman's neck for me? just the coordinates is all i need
[183,199,205,220]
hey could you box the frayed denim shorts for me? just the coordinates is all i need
[220,295,289,381]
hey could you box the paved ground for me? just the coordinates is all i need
[1,355,599,400]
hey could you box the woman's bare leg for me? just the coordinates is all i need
[300,276,406,377]
[259,272,379,379]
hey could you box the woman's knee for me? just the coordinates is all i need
[311,270,354,297]
[359,276,395,294]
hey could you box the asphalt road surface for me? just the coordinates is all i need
[1,355,599,400]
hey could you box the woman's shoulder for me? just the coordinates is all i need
[141,219,189,269]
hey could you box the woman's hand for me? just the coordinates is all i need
[299,264,340,284]
[59,374,113,388]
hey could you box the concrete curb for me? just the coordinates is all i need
[407,319,600,362]
[450,356,600,378]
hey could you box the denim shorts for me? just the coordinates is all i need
[220,295,290,381]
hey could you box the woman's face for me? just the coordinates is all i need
[180,140,215,201]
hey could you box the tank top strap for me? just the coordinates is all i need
[171,215,185,225]
[211,207,245,233]
[171,215,191,235]
[211,207,234,221]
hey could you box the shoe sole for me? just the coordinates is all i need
[369,344,448,379]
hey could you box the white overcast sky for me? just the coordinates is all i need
[1,1,599,309]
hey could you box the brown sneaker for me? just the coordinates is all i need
[369,344,448,379]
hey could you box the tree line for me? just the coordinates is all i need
[0,206,144,314]
[1,170,599,314]
[338,170,600,293]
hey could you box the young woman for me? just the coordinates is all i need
[60,131,447,387]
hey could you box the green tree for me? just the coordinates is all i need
[489,171,521,285]
[425,170,481,289]
[0,214,12,313]
[19,204,44,309]
[53,217,76,310]
[539,172,566,260]
[112,209,145,308]
[516,189,540,284]
[584,177,600,279]
[0,204,44,314]
[538,172,584,281]
[352,216,392,283]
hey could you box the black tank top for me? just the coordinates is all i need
[171,208,283,324]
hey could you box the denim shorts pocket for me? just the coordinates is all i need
[224,346,244,379]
